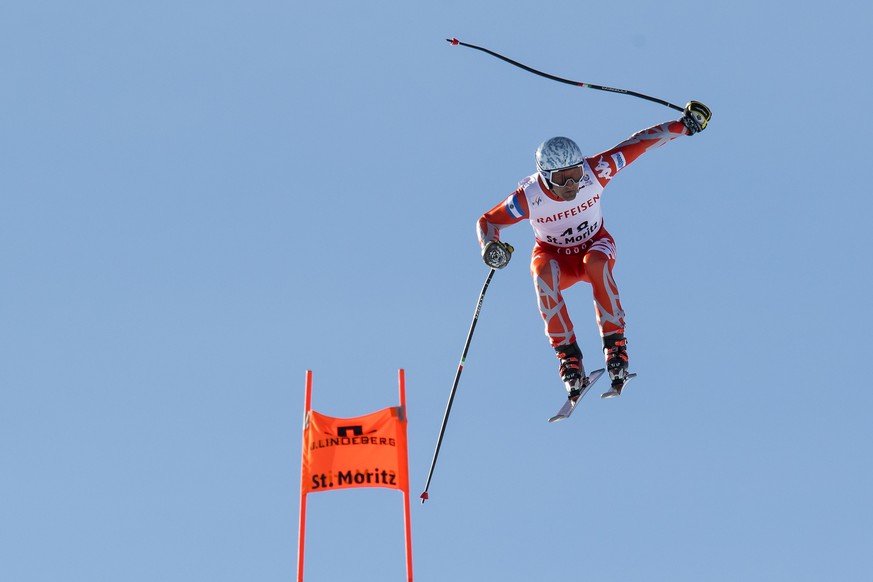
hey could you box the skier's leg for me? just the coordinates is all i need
[583,242,629,384]
[532,249,589,386]
[531,250,576,348]
[583,242,624,338]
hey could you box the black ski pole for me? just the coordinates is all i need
[447,37,684,112]
[421,268,496,503]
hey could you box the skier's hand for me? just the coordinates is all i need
[482,240,514,269]
[682,101,712,135]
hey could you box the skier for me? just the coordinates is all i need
[477,101,711,398]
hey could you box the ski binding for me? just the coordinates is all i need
[548,369,605,423]
[600,372,637,399]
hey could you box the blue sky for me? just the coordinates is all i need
[2,1,872,580]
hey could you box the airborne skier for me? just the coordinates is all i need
[477,101,711,401]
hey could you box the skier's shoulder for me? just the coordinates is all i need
[585,148,628,185]
[518,172,538,191]
[518,172,550,199]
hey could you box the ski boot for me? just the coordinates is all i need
[601,333,629,399]
[555,342,587,398]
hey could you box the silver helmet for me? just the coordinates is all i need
[535,136,584,179]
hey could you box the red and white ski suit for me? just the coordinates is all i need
[477,119,690,348]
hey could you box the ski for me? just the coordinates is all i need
[600,373,637,399]
[548,369,606,423]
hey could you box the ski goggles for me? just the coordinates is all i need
[543,164,585,188]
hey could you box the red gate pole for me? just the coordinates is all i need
[399,369,414,581]
[297,370,313,582]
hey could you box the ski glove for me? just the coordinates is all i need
[482,240,514,269]
[682,101,712,135]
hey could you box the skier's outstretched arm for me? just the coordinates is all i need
[589,101,711,186]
